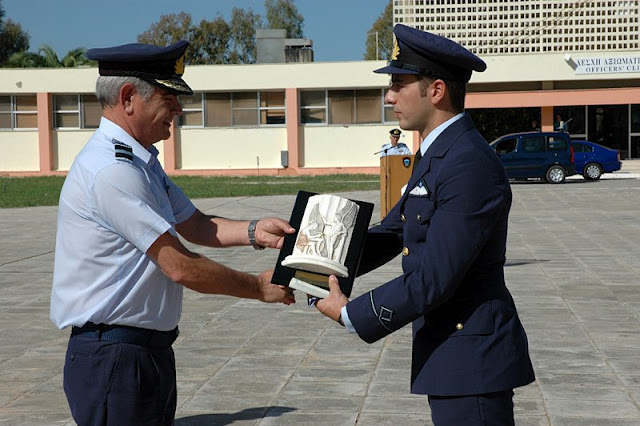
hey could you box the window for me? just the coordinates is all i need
[522,136,545,153]
[572,142,592,153]
[53,94,100,129]
[548,136,568,152]
[180,94,204,126]
[495,138,516,154]
[0,95,38,129]
[300,89,385,125]
[300,91,326,124]
[178,91,285,127]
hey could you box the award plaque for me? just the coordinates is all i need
[272,191,373,298]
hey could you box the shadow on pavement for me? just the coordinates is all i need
[175,406,297,425]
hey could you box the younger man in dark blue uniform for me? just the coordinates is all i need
[315,24,535,425]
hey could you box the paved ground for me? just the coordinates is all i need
[1,163,640,425]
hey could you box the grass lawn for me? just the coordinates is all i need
[0,174,380,208]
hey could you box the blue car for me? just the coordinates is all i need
[490,132,576,183]
[571,140,622,180]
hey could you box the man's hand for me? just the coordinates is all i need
[314,275,349,323]
[258,270,295,305]
[255,218,295,249]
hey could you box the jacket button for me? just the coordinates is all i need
[456,323,464,330]
[401,214,406,222]
[416,214,421,221]
[402,247,409,256]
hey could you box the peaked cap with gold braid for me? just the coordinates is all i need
[375,24,486,83]
[86,40,193,95]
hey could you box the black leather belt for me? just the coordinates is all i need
[71,322,179,348]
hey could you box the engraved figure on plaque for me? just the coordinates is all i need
[281,194,359,277]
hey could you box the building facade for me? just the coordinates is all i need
[393,0,640,159]
[394,0,640,55]
[1,1,639,176]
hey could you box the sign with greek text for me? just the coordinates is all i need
[574,56,640,74]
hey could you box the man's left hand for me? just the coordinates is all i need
[315,275,349,323]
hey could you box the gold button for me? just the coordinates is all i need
[416,214,421,221]
[456,323,464,330]
[401,214,406,222]
[402,247,409,256]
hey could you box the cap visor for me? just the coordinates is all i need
[154,78,194,95]
[373,65,420,75]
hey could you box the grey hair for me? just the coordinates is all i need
[95,76,156,108]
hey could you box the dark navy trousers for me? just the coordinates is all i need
[63,333,177,426]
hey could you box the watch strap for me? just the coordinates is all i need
[248,219,265,250]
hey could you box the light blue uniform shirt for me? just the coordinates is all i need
[379,142,412,157]
[50,117,196,331]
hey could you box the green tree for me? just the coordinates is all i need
[37,44,61,67]
[265,0,304,38]
[228,7,263,64]
[190,17,231,64]
[3,51,45,68]
[60,47,92,67]
[364,0,393,60]
[137,12,197,61]
[0,18,29,64]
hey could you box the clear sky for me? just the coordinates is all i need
[2,0,390,62]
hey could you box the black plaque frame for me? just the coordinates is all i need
[271,191,373,298]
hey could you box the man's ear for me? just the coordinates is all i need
[430,79,447,105]
[120,83,136,115]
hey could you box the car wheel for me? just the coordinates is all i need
[583,163,603,180]
[545,165,566,183]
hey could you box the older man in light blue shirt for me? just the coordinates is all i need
[51,40,295,426]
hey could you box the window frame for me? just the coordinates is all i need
[52,94,101,130]
[0,95,39,130]
[299,88,389,125]
[177,91,286,128]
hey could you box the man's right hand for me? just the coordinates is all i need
[258,270,296,305]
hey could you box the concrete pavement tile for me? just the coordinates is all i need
[361,395,428,414]
[179,393,279,414]
[280,380,369,397]
[367,368,412,396]
[514,397,547,416]
[538,383,635,403]
[259,412,358,425]
[356,412,432,425]
[297,355,378,372]
[512,415,551,426]
[270,394,364,413]
[549,419,640,426]
[0,412,72,425]
[544,396,640,419]
[535,372,621,387]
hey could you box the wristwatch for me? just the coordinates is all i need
[248,219,265,250]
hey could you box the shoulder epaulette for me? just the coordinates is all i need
[113,142,133,163]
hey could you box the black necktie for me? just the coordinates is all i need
[413,149,422,171]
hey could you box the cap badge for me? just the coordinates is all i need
[391,36,400,61]
[174,54,185,75]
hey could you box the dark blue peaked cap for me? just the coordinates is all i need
[375,24,486,82]
[86,40,193,95]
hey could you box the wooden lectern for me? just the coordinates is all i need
[379,155,414,218]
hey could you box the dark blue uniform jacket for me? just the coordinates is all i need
[347,114,535,396]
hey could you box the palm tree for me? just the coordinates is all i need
[2,51,46,67]
[37,44,61,67]
[61,47,92,67]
